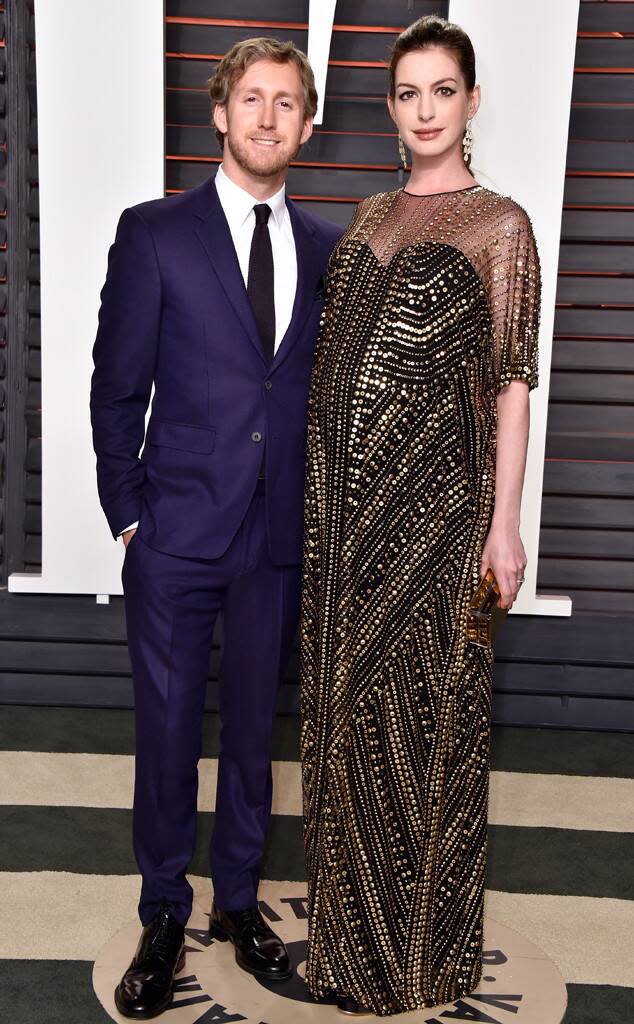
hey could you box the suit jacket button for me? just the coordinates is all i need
[251,431,262,443]
[264,380,273,390]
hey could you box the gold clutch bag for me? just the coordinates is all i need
[466,568,508,649]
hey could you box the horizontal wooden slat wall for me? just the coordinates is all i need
[23,14,40,575]
[158,0,634,728]
[2,0,40,586]
[165,0,634,617]
[544,0,634,615]
[0,3,6,581]
[0,0,631,729]
[165,0,439,211]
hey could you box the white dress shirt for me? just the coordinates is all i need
[214,163,297,352]
[119,165,297,538]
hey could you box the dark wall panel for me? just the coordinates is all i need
[151,0,634,719]
[0,0,631,727]
[3,0,40,581]
[1,592,632,730]
[541,0,634,617]
[0,2,6,581]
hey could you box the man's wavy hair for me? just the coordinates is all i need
[208,37,318,150]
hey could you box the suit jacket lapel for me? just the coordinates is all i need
[272,199,322,371]
[192,178,265,363]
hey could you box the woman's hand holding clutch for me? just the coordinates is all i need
[479,522,527,611]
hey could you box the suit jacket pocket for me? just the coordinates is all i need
[145,419,216,453]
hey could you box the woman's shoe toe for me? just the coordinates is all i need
[336,994,373,1016]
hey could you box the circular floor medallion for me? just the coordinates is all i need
[93,880,567,1023]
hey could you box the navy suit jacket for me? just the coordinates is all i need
[90,175,342,564]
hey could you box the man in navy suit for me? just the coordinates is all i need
[90,37,341,1018]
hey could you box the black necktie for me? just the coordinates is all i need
[247,204,275,363]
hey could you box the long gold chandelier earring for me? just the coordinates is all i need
[398,133,408,184]
[398,134,407,168]
[462,119,473,162]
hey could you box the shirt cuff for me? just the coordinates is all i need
[118,521,139,537]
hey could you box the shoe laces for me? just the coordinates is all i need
[150,908,179,963]
[234,907,269,940]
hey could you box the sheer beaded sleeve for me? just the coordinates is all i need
[335,186,542,394]
[487,206,541,393]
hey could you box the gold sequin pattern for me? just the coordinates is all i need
[299,186,541,1015]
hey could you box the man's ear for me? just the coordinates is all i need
[213,102,228,136]
[300,115,314,146]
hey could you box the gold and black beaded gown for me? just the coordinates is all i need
[300,184,541,1016]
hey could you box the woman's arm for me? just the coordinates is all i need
[479,379,530,609]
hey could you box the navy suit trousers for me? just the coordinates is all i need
[122,481,301,926]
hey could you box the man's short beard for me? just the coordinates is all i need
[225,132,302,179]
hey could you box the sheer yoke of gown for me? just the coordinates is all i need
[300,185,541,1015]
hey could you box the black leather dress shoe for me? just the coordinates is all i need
[208,900,292,981]
[114,901,185,1019]
[337,994,373,1016]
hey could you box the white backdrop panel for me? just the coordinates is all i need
[308,0,337,125]
[9,0,164,595]
[447,0,578,615]
[11,2,577,613]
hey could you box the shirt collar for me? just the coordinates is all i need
[215,164,287,230]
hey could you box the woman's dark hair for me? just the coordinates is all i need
[389,15,476,166]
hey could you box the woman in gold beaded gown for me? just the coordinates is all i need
[300,15,541,1018]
